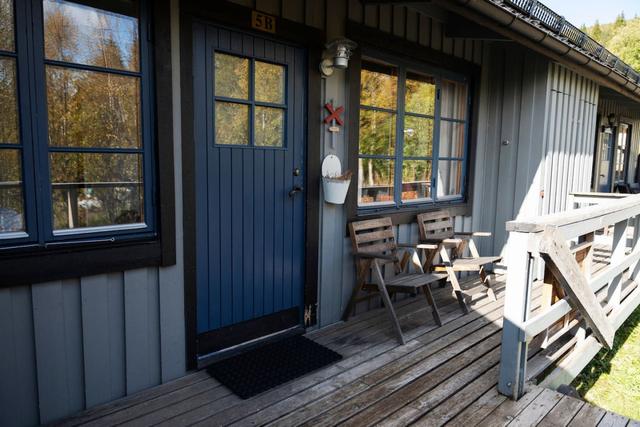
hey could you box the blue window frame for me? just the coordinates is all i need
[213,51,288,149]
[0,0,155,249]
[357,56,470,212]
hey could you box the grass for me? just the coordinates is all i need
[572,306,640,421]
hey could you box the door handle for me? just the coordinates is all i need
[289,186,304,197]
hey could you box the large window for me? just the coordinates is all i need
[357,59,470,209]
[0,0,154,247]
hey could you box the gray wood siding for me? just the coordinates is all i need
[0,1,186,425]
[0,267,186,426]
[598,98,640,184]
[542,63,599,214]
[472,45,598,260]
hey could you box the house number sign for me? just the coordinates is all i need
[251,10,276,34]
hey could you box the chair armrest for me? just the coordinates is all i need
[354,252,397,261]
[397,242,439,250]
[455,231,492,237]
[441,238,463,246]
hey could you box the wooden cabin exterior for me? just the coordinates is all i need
[1,0,640,425]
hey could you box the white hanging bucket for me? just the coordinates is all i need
[321,154,351,205]
[322,177,351,204]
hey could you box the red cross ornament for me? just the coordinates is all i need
[323,102,344,126]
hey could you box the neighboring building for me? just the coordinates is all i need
[1,0,640,425]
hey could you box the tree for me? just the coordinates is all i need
[591,20,603,42]
[608,18,640,70]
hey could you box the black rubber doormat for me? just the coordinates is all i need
[206,335,342,399]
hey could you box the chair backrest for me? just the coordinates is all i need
[417,210,455,242]
[349,217,397,255]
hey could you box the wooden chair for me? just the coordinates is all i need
[417,210,502,314]
[344,217,448,344]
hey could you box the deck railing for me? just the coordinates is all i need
[498,193,640,399]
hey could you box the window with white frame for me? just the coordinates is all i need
[357,58,470,209]
[0,0,154,247]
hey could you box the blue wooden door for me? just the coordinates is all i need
[193,24,306,352]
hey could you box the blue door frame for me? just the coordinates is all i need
[192,23,307,356]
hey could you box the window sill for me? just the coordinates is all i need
[0,238,163,288]
[349,201,471,229]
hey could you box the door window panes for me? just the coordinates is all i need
[255,106,283,147]
[0,0,14,52]
[215,53,249,99]
[359,110,396,156]
[402,160,431,201]
[255,61,284,104]
[405,73,435,116]
[403,116,433,157]
[215,102,249,145]
[441,79,467,120]
[439,121,465,158]
[0,58,18,145]
[360,66,397,110]
[214,52,287,148]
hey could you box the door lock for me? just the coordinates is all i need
[293,168,301,176]
[289,186,304,197]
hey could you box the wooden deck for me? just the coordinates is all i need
[56,273,636,426]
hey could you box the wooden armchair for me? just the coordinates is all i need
[344,217,448,344]
[417,210,502,314]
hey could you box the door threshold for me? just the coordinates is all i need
[197,325,304,369]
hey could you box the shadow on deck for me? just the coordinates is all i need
[56,274,634,426]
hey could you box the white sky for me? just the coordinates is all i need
[541,0,640,26]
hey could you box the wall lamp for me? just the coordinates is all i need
[320,38,358,77]
[602,113,617,133]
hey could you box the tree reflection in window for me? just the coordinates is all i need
[43,0,145,231]
[357,59,468,208]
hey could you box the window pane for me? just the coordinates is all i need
[50,152,143,230]
[358,158,394,205]
[359,109,395,156]
[255,61,285,104]
[215,53,249,99]
[0,148,24,233]
[441,79,467,120]
[255,106,284,147]
[43,0,139,72]
[215,101,249,145]
[404,116,433,157]
[0,0,14,52]
[437,160,463,197]
[0,57,19,145]
[439,120,465,158]
[405,73,435,116]
[47,66,141,148]
[402,160,431,201]
[360,65,397,110]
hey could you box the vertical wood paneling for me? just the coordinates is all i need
[80,273,126,408]
[282,0,304,23]
[124,268,161,394]
[0,287,39,427]
[32,280,85,423]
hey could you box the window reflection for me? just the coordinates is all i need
[255,106,283,147]
[0,58,18,145]
[43,0,139,71]
[215,101,249,145]
[0,0,14,52]
[50,152,143,230]
[402,160,431,201]
[405,73,435,116]
[358,158,395,204]
[0,149,24,232]
[215,53,249,99]
[360,65,397,110]
[255,61,285,104]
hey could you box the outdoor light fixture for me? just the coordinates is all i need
[602,113,617,133]
[320,38,358,77]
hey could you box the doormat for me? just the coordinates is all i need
[206,335,342,399]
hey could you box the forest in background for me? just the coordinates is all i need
[582,12,640,70]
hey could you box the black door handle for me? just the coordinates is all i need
[289,186,304,197]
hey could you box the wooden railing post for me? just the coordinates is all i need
[498,231,533,399]
[608,220,628,308]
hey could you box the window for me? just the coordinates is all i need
[357,59,470,209]
[0,0,154,248]
[214,52,286,148]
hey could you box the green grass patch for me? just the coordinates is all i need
[572,306,640,421]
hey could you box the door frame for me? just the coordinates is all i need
[180,1,324,369]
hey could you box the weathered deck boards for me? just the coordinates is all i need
[56,272,635,427]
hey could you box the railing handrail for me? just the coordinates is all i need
[506,193,640,235]
[498,192,640,399]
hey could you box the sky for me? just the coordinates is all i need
[542,0,640,26]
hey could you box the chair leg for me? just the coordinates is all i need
[372,261,405,345]
[342,261,369,321]
[448,271,469,314]
[480,266,497,301]
[422,284,442,326]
